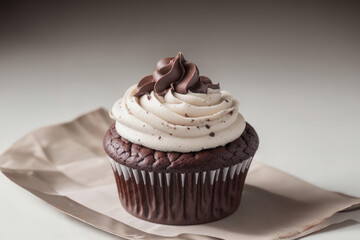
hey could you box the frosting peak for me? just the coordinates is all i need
[135,52,219,97]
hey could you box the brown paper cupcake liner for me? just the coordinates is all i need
[108,157,253,225]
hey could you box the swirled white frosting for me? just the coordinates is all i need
[110,85,246,152]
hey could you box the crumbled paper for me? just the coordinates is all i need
[1,108,359,240]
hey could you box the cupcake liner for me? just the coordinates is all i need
[109,157,253,225]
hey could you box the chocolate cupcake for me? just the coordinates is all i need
[104,52,259,225]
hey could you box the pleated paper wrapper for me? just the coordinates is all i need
[109,156,252,224]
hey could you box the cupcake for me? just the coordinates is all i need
[103,52,259,225]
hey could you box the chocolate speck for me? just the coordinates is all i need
[158,136,162,140]
[205,124,210,129]
[207,119,210,121]
[146,111,149,114]
[209,132,215,137]
[187,127,190,130]
[147,95,151,100]
[229,111,233,115]
[185,113,189,117]
[196,126,200,129]
[225,99,229,102]
[170,133,173,136]
[191,119,194,123]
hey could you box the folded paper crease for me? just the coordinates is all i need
[0,108,359,240]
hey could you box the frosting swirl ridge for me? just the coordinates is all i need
[110,85,246,152]
[135,52,220,97]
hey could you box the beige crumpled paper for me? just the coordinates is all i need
[0,108,359,240]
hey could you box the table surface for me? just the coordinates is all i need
[1,1,359,239]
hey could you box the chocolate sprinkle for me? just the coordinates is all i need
[205,124,210,129]
[209,132,215,137]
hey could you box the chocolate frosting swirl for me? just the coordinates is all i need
[135,52,220,97]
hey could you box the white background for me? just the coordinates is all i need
[1,1,359,239]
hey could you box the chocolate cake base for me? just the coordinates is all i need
[104,123,259,173]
